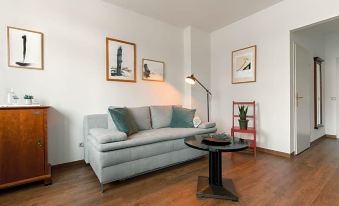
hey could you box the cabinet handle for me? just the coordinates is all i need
[32,111,41,115]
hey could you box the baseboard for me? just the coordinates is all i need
[311,135,326,146]
[311,134,337,147]
[51,160,86,169]
[326,134,337,139]
[257,147,293,158]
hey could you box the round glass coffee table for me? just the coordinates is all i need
[184,134,248,201]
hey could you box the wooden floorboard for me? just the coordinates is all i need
[0,138,338,206]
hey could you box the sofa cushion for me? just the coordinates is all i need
[128,106,152,131]
[170,106,196,128]
[108,107,139,136]
[150,105,173,129]
[89,127,217,152]
[89,138,190,167]
[198,122,216,129]
[89,128,127,144]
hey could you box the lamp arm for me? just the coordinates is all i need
[195,78,212,95]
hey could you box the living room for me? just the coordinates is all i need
[1,0,339,205]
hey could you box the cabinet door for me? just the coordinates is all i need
[0,109,45,184]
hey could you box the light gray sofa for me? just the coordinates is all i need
[83,105,217,191]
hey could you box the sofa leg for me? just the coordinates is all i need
[100,183,104,193]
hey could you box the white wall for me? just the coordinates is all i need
[210,0,339,154]
[184,27,192,108]
[291,31,326,142]
[190,27,211,121]
[324,32,339,136]
[0,0,185,165]
[183,26,211,121]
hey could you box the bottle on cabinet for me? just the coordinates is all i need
[7,88,15,105]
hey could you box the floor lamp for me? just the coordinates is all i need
[185,74,212,122]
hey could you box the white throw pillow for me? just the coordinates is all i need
[193,116,202,128]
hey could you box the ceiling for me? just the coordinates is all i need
[104,0,283,32]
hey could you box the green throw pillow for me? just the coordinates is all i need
[108,107,139,136]
[170,106,196,128]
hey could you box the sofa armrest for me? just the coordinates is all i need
[198,122,216,129]
[89,128,127,144]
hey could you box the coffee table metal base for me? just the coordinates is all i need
[196,176,239,201]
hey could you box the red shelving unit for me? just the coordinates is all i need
[231,101,257,157]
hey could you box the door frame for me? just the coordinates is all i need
[291,41,297,155]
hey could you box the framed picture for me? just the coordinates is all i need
[106,37,136,82]
[7,26,44,70]
[232,45,256,84]
[142,59,165,82]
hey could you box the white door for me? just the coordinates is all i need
[294,43,311,155]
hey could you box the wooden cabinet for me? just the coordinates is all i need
[0,106,51,189]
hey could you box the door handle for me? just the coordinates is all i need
[296,93,304,107]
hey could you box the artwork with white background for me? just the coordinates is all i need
[7,27,43,70]
[232,46,256,83]
[106,38,136,82]
[142,59,164,81]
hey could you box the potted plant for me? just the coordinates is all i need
[238,105,249,130]
[12,95,20,105]
[24,95,34,105]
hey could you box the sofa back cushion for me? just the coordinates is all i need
[108,106,152,131]
[128,106,152,130]
[108,107,139,136]
[150,105,173,129]
[170,106,196,128]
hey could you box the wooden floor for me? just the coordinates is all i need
[1,138,339,206]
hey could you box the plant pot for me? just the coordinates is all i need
[25,99,32,105]
[238,119,249,130]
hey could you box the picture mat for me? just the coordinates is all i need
[107,40,135,81]
[143,59,164,81]
[8,27,43,69]
[232,46,256,83]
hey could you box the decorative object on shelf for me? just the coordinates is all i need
[210,133,231,140]
[185,74,212,121]
[23,95,34,105]
[231,101,257,157]
[142,58,165,82]
[238,105,249,129]
[202,137,231,146]
[106,37,136,82]
[232,45,256,84]
[7,26,44,70]
[202,133,232,146]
